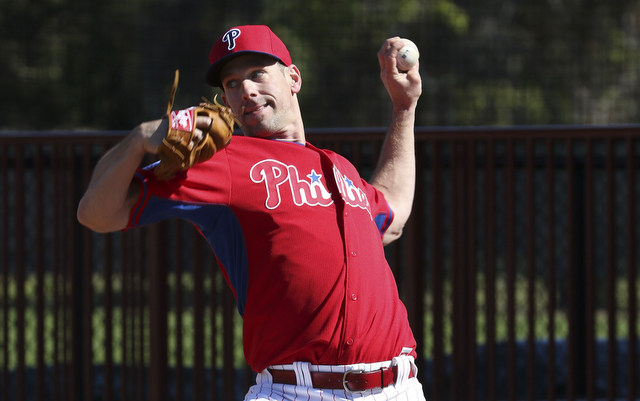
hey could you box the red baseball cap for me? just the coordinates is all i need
[206,25,292,87]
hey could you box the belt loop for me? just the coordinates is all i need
[293,361,313,387]
[256,368,274,385]
[409,355,419,378]
[391,354,411,391]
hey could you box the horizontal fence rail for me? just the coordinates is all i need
[1,125,640,401]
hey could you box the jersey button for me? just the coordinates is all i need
[350,251,357,257]
[350,293,358,301]
[346,338,354,346]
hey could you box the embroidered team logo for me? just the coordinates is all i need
[222,28,241,51]
[170,107,195,131]
[249,159,372,217]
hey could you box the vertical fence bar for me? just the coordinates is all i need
[67,146,76,399]
[460,139,470,401]
[134,230,144,401]
[1,143,8,401]
[584,138,595,401]
[626,137,638,401]
[210,260,220,401]
[131,231,140,401]
[174,222,184,401]
[66,145,76,401]
[81,143,94,401]
[429,139,444,401]
[35,145,45,401]
[125,222,133,399]
[505,139,516,401]
[545,138,557,401]
[466,139,478,401]
[413,139,426,387]
[193,228,205,401]
[104,233,114,401]
[222,285,235,401]
[149,224,169,401]
[62,147,76,401]
[485,138,497,401]
[138,230,145,400]
[52,144,62,401]
[15,144,25,401]
[100,142,114,401]
[138,230,147,401]
[566,139,576,401]
[65,143,75,401]
[450,139,462,401]
[401,139,421,387]
[55,146,62,399]
[525,138,536,401]
[605,138,616,401]
[120,233,130,401]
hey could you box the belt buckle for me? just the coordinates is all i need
[342,369,365,394]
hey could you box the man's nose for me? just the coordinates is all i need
[240,80,258,100]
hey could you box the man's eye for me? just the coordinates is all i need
[251,71,265,80]
[225,80,238,89]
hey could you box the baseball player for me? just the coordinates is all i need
[78,25,425,400]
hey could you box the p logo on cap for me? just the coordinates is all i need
[206,25,292,87]
[222,29,241,51]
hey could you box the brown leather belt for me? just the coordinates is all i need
[268,366,413,393]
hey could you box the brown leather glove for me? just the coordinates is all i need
[154,70,235,180]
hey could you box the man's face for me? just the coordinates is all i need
[220,54,300,139]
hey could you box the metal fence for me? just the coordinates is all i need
[1,125,640,401]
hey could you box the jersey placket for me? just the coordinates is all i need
[313,144,368,360]
[336,176,364,359]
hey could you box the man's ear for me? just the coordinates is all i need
[287,65,302,94]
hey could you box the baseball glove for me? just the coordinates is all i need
[154,70,235,180]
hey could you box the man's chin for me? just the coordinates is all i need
[242,127,272,139]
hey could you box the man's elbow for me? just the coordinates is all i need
[76,197,91,226]
[76,202,102,232]
[381,204,414,245]
[76,199,122,233]
[382,225,404,246]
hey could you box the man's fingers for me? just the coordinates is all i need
[377,37,403,71]
[195,115,212,128]
[192,129,204,143]
[192,115,213,144]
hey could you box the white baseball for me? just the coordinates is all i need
[396,39,419,72]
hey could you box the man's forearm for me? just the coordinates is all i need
[370,106,417,243]
[77,127,150,233]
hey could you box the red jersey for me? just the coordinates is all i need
[127,136,417,372]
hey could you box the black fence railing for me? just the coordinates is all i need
[1,125,639,401]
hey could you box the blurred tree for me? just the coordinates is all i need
[0,0,638,129]
[423,0,640,126]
